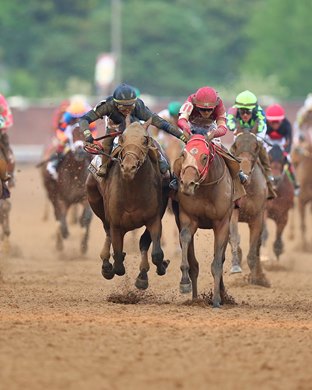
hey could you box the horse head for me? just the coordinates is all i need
[71,125,89,162]
[268,144,285,185]
[117,116,153,180]
[177,134,214,196]
[232,129,260,182]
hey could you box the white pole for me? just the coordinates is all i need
[111,0,122,87]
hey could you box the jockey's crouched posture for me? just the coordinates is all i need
[47,98,96,180]
[79,83,187,177]
[169,86,247,207]
[227,90,277,200]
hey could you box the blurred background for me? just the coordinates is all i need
[0,0,311,160]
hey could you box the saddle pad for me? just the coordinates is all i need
[88,155,103,183]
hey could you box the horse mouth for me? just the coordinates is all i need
[180,182,197,196]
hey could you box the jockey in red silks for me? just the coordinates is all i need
[47,97,97,180]
[0,93,15,192]
[169,86,247,203]
[265,103,300,194]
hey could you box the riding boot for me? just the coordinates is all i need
[258,141,277,199]
[47,152,62,180]
[1,180,10,199]
[286,162,300,195]
[158,151,170,174]
[169,174,179,191]
[98,135,114,177]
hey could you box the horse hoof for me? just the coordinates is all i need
[212,302,222,309]
[248,274,271,288]
[230,265,242,274]
[102,261,115,280]
[135,278,148,290]
[180,282,192,294]
[114,265,126,276]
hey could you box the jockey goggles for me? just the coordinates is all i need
[239,108,252,115]
[198,107,214,112]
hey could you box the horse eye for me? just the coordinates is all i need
[119,135,124,144]
[201,154,208,164]
[142,136,149,146]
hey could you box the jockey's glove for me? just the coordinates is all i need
[84,130,94,143]
[179,130,190,143]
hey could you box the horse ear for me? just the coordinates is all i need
[125,114,131,128]
[143,118,152,130]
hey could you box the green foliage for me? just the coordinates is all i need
[0,0,310,98]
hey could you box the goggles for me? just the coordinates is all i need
[239,108,252,115]
[198,107,213,112]
[116,103,136,110]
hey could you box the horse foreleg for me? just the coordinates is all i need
[187,237,199,299]
[100,224,114,280]
[179,218,196,295]
[298,199,307,251]
[247,216,270,287]
[135,229,151,290]
[273,216,287,260]
[111,227,126,276]
[211,219,230,308]
[148,218,168,276]
[229,209,242,273]
[80,203,93,255]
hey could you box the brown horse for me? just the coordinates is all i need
[262,144,294,260]
[292,142,312,250]
[171,134,234,307]
[86,118,170,289]
[41,126,93,253]
[229,130,270,286]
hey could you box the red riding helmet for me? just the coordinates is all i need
[193,86,219,109]
[266,104,285,121]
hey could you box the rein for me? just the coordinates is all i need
[118,143,147,168]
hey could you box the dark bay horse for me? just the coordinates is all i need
[86,118,170,289]
[171,134,234,307]
[262,144,294,259]
[229,130,270,286]
[41,126,93,253]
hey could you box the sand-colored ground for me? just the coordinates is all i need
[0,165,311,390]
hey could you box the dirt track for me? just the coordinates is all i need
[1,165,312,390]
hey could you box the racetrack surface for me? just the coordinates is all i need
[1,165,311,390]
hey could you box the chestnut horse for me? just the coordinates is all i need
[171,134,234,307]
[292,142,312,250]
[262,144,294,259]
[86,118,170,289]
[229,130,270,286]
[41,126,93,253]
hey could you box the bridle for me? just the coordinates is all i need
[118,142,148,170]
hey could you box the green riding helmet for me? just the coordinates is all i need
[234,90,257,109]
[168,101,182,117]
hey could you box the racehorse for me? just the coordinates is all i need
[229,130,270,286]
[171,134,234,307]
[86,117,170,289]
[41,126,93,253]
[292,142,312,250]
[262,144,294,260]
[0,157,10,252]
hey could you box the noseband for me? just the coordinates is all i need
[118,142,148,169]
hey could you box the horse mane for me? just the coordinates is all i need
[269,144,285,163]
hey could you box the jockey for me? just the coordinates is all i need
[265,103,300,194]
[80,83,186,177]
[170,86,247,206]
[0,93,15,190]
[227,90,277,199]
[47,97,96,180]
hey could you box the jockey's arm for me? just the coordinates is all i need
[79,110,101,142]
[136,100,185,141]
